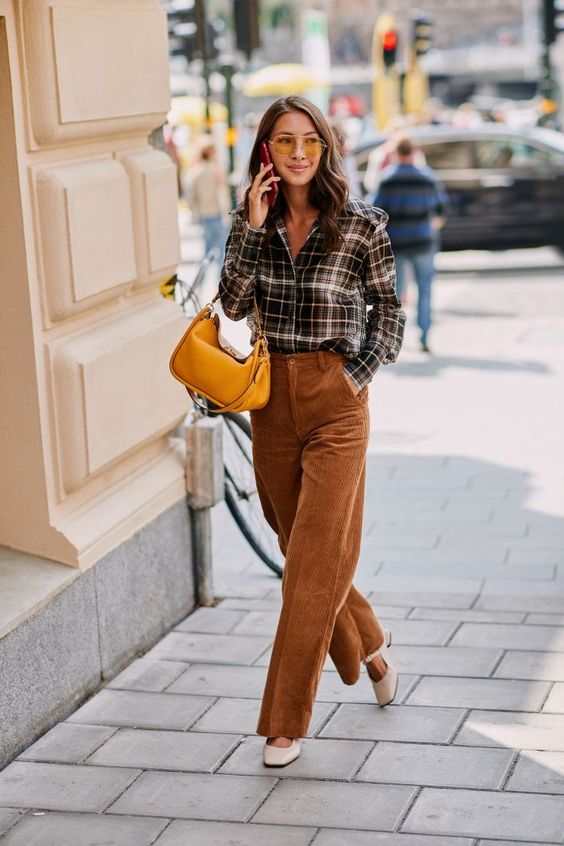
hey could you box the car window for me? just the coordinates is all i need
[475,139,558,169]
[420,141,474,170]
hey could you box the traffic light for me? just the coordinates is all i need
[382,30,398,68]
[542,0,564,44]
[234,0,260,59]
[165,0,220,62]
[412,14,433,57]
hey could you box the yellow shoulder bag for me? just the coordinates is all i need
[169,292,270,413]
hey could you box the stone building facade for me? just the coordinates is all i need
[0,0,194,765]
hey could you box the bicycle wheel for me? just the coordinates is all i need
[222,411,284,578]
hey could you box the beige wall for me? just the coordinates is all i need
[0,0,189,569]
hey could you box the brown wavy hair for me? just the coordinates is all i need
[242,96,350,253]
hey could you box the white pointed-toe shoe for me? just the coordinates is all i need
[263,738,301,767]
[363,628,398,706]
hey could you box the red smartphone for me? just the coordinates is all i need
[259,140,279,207]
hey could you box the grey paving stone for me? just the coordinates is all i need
[454,710,564,751]
[410,607,525,624]
[191,697,335,737]
[87,728,240,772]
[146,632,272,665]
[168,664,266,698]
[320,704,465,743]
[252,778,415,830]
[493,651,564,682]
[526,612,564,625]
[508,547,562,565]
[106,658,189,692]
[367,590,478,609]
[402,786,564,842]
[356,741,514,789]
[478,841,563,846]
[449,622,564,652]
[381,477,470,491]
[109,771,275,821]
[542,683,564,712]
[230,611,279,637]
[66,689,215,730]
[440,524,528,538]
[0,762,140,812]
[369,644,502,677]
[0,809,24,836]
[406,676,550,711]
[174,606,248,634]
[387,619,459,645]
[475,593,564,613]
[363,575,483,594]
[507,537,564,550]
[218,598,283,612]
[316,668,418,704]
[379,562,554,580]
[374,547,507,564]
[219,736,372,779]
[439,492,510,506]
[314,832,474,846]
[2,812,168,845]
[371,604,412,619]
[360,530,441,548]
[506,750,564,794]
[212,575,274,599]
[372,506,492,524]
[153,819,317,845]
[489,572,564,590]
[17,724,116,764]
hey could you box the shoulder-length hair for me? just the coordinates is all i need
[241,96,349,253]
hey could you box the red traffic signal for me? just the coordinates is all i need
[382,30,398,66]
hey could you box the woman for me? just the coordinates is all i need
[219,96,406,767]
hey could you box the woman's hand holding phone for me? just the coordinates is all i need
[248,145,280,229]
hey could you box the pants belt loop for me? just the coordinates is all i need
[317,350,327,371]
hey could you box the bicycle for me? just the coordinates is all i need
[162,251,284,578]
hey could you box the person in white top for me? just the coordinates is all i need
[187,138,230,269]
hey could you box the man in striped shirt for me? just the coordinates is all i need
[374,136,448,353]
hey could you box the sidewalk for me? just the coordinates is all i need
[0,249,563,844]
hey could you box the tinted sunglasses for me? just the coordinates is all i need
[267,134,327,157]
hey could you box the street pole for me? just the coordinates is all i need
[220,62,238,210]
[202,60,212,132]
[403,64,429,117]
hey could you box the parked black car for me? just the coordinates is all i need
[353,125,564,252]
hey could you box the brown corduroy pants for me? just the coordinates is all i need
[250,350,387,739]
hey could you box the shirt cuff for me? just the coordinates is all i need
[343,361,372,393]
[232,220,267,275]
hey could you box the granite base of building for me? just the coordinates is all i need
[0,499,195,767]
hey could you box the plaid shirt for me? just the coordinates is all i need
[218,197,406,391]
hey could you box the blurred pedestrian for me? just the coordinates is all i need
[187,137,230,269]
[330,120,362,196]
[363,120,426,196]
[219,95,406,768]
[374,136,448,353]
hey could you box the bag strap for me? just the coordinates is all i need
[210,291,264,337]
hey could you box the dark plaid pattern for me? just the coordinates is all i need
[218,197,406,391]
